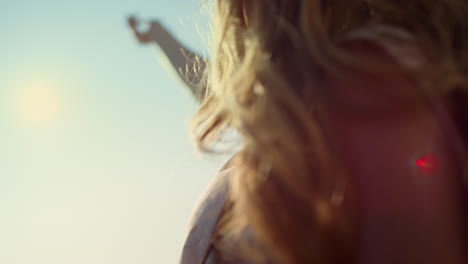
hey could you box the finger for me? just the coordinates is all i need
[128,16,138,30]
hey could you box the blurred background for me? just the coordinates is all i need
[0,0,229,263]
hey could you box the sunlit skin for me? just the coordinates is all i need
[16,83,62,124]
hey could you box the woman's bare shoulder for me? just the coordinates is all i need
[180,158,236,264]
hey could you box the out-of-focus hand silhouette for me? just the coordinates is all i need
[128,15,207,102]
[128,16,166,44]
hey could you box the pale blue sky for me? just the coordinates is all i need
[0,0,229,263]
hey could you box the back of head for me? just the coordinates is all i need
[192,0,468,263]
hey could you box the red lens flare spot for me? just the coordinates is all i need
[416,154,439,175]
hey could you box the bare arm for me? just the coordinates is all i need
[128,16,208,102]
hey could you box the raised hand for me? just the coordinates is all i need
[127,15,208,102]
[128,16,167,44]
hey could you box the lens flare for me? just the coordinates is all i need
[416,154,439,175]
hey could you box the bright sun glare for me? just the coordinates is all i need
[16,83,62,124]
